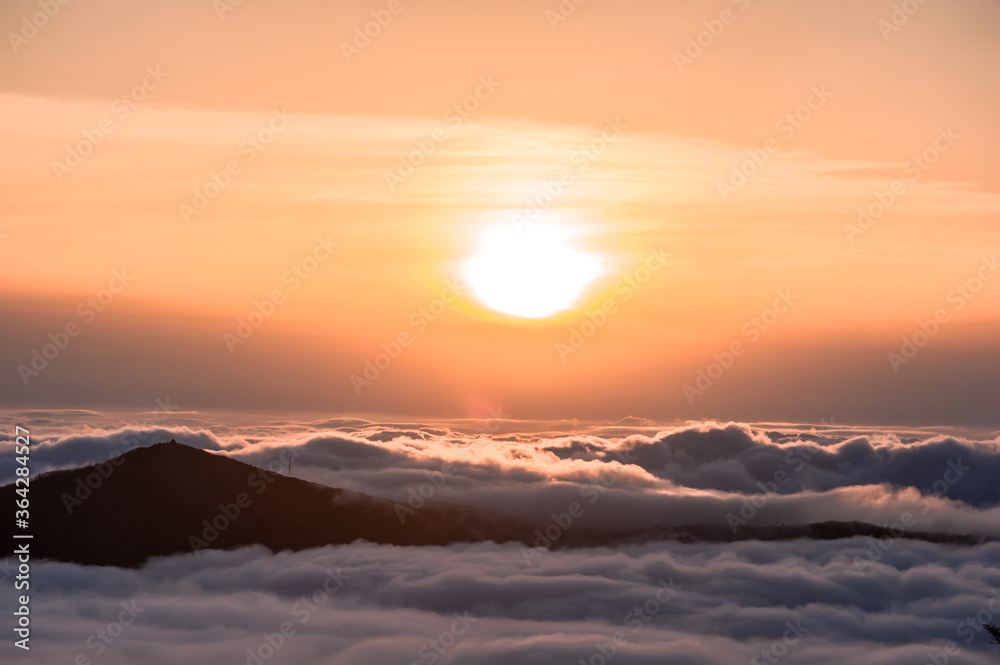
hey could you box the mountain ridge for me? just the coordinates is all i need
[1,441,990,567]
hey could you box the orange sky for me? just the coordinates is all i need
[2,0,999,424]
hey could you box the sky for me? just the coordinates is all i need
[2,0,1000,424]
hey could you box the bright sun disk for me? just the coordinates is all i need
[463,223,605,319]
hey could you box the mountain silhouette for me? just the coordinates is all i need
[2,441,539,567]
[1,442,989,567]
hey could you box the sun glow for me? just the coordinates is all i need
[462,221,606,319]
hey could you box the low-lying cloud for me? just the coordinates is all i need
[2,414,999,537]
[2,539,999,664]
[2,411,999,663]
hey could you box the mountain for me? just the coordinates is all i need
[1,442,990,567]
[1,441,538,567]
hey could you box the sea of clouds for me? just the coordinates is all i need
[1,411,998,664]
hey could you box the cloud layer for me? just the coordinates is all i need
[2,412,999,663]
[3,412,998,536]
[2,539,999,664]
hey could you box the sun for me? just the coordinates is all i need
[462,221,606,319]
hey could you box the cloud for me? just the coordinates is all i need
[2,412,999,662]
[2,539,999,664]
[4,416,999,538]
